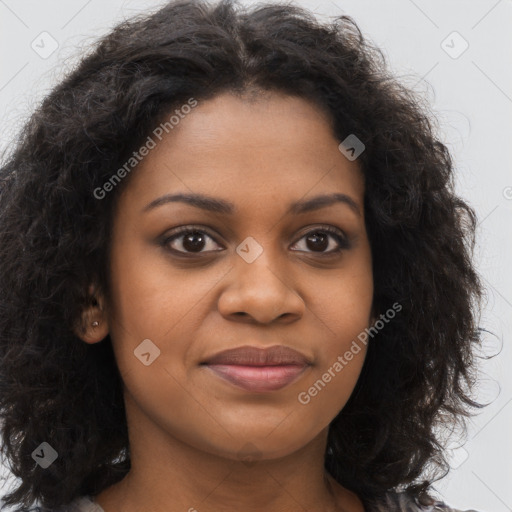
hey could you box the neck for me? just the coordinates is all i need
[94,396,364,512]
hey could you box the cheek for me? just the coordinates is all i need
[295,256,373,414]
[306,251,374,345]
[107,238,218,343]
[298,341,367,413]
[296,302,370,423]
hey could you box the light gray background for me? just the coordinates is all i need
[0,1,511,511]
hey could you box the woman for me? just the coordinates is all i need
[0,0,485,510]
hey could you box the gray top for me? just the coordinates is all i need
[368,492,481,511]
[33,492,482,512]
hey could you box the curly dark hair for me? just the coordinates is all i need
[0,0,485,510]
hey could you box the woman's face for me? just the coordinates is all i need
[104,91,373,462]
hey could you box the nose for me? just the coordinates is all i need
[217,250,305,325]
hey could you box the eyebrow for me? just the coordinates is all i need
[142,192,361,217]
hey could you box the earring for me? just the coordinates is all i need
[92,320,99,327]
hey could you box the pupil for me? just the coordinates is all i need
[307,231,328,251]
[183,231,205,252]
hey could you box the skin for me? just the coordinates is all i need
[76,91,374,512]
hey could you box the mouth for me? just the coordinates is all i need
[200,345,312,392]
[202,363,310,392]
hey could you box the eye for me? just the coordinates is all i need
[161,225,350,256]
[161,226,223,255]
[290,225,350,255]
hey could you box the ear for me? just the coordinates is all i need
[73,283,109,344]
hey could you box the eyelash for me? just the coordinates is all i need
[160,224,351,257]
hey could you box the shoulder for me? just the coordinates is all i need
[366,491,483,512]
[13,493,485,512]
[28,496,104,512]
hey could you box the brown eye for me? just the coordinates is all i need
[161,224,350,257]
[291,226,350,254]
[162,228,223,254]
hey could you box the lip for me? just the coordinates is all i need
[200,345,312,393]
[204,364,310,392]
[201,345,312,366]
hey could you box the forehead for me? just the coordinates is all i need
[118,91,364,214]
